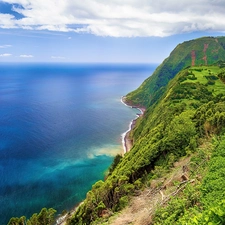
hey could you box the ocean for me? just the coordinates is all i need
[0,63,157,224]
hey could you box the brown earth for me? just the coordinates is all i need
[96,157,192,225]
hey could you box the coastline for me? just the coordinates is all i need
[121,96,145,154]
[56,97,145,224]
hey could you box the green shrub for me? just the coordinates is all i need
[116,196,129,211]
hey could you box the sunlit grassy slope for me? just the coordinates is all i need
[184,66,225,95]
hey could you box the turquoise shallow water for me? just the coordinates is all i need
[0,63,157,224]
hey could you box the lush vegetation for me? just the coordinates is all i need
[7,208,56,225]
[66,64,225,224]
[153,136,225,225]
[126,36,225,107]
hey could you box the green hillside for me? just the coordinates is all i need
[66,64,225,224]
[126,36,225,107]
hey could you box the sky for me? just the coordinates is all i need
[0,0,225,63]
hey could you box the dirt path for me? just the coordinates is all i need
[103,157,191,225]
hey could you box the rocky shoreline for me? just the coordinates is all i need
[121,96,145,153]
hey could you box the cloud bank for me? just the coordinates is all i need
[0,53,12,57]
[0,0,225,37]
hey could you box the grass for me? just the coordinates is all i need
[182,65,225,96]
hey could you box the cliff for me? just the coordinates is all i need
[126,36,225,107]
[67,36,225,225]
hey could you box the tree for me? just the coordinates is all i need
[7,216,26,225]
[164,111,196,156]
[37,208,56,225]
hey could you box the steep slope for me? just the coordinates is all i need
[66,37,225,225]
[126,36,225,107]
[67,62,225,224]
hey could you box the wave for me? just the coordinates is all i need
[121,96,144,153]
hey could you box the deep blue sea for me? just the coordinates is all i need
[0,63,157,224]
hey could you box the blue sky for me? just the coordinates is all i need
[0,0,225,63]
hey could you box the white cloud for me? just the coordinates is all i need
[0,13,17,29]
[0,53,12,57]
[0,45,12,48]
[1,0,225,37]
[20,54,33,58]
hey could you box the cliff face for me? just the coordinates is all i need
[126,36,225,107]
